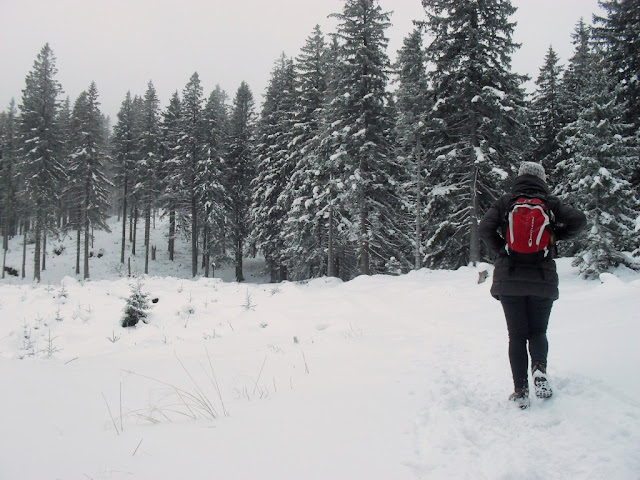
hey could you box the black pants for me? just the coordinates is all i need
[499,295,554,390]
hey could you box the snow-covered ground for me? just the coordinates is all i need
[1,218,639,479]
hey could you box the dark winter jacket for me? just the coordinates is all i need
[478,174,587,300]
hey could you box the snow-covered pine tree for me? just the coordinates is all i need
[199,86,228,277]
[282,25,332,280]
[121,277,150,327]
[176,73,207,277]
[529,46,566,185]
[421,0,529,268]
[314,35,357,279]
[128,95,145,256]
[159,92,182,261]
[18,43,65,282]
[560,19,593,135]
[56,97,74,229]
[394,26,433,270]
[594,0,640,193]
[136,81,161,275]
[112,91,140,265]
[226,82,256,282]
[1,100,19,278]
[327,0,405,276]
[252,54,297,282]
[67,82,113,279]
[559,48,640,277]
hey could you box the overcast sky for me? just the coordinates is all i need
[1,0,602,121]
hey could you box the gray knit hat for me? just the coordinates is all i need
[518,161,546,181]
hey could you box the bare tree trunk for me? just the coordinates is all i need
[83,220,90,279]
[327,191,335,277]
[168,208,175,261]
[359,204,370,276]
[132,206,138,256]
[76,209,81,276]
[415,137,423,270]
[203,220,210,277]
[33,209,41,282]
[235,237,244,282]
[2,245,6,279]
[120,173,128,264]
[191,194,198,277]
[129,206,133,242]
[21,222,27,279]
[144,204,151,275]
[83,187,90,279]
[469,108,480,266]
[42,230,47,271]
[2,222,6,279]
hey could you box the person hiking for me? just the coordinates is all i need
[479,161,586,408]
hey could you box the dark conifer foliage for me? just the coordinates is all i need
[201,85,229,277]
[394,26,433,270]
[67,82,113,279]
[557,42,640,276]
[112,91,140,265]
[177,73,208,277]
[0,101,19,278]
[226,82,256,282]
[594,0,640,193]
[594,0,640,133]
[282,25,331,280]
[3,2,639,283]
[56,97,74,229]
[18,43,65,282]
[159,91,182,262]
[252,54,297,282]
[421,0,530,268]
[529,46,566,185]
[137,81,162,274]
[326,0,405,276]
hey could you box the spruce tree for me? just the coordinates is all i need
[594,0,640,192]
[56,97,73,229]
[1,100,19,278]
[252,54,297,282]
[159,92,182,261]
[226,82,256,282]
[327,0,404,276]
[394,26,433,270]
[282,25,331,279]
[594,0,640,132]
[136,81,161,274]
[112,91,140,265]
[560,19,593,132]
[176,73,207,277]
[67,82,113,279]
[18,43,64,281]
[561,52,640,277]
[121,278,150,327]
[421,0,529,268]
[530,46,566,185]
[199,86,227,277]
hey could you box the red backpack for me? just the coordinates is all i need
[506,197,552,255]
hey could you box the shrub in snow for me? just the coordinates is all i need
[122,279,150,327]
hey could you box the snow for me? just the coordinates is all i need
[474,146,485,163]
[1,218,640,479]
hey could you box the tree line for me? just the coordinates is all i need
[1,0,639,283]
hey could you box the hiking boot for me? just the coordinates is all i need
[532,367,553,399]
[508,387,530,409]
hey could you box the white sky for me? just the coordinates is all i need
[0,0,602,121]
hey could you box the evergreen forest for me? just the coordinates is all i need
[1,0,639,283]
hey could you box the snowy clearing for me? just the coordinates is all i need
[1,223,639,479]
